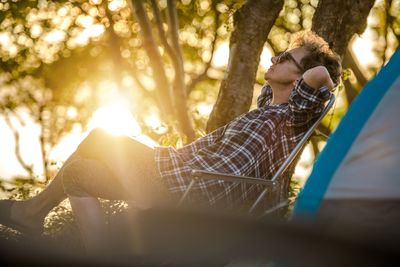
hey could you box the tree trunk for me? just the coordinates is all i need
[131,0,195,141]
[311,0,375,57]
[131,0,175,120]
[206,0,284,133]
[312,0,375,133]
[166,0,195,142]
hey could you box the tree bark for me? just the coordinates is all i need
[312,0,375,132]
[166,0,195,142]
[150,0,196,141]
[131,0,174,119]
[311,0,375,57]
[104,4,129,94]
[132,0,195,141]
[206,0,284,133]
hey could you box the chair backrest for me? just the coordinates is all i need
[270,93,336,184]
[253,93,336,214]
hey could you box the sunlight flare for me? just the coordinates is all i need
[144,114,167,135]
[144,114,161,129]
[87,97,140,137]
[352,28,376,67]
[212,42,229,68]
[86,95,159,148]
[196,103,213,117]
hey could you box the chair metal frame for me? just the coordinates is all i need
[178,94,336,215]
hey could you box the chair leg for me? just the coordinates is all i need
[178,179,196,206]
[249,188,269,213]
[262,200,289,216]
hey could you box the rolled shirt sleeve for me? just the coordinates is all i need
[287,78,332,127]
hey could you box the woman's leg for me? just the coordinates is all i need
[2,129,126,233]
[75,129,173,208]
[2,128,171,237]
[69,196,107,255]
[62,158,132,255]
[6,151,81,233]
[61,132,172,255]
[4,129,113,232]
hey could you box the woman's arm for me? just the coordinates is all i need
[302,66,335,91]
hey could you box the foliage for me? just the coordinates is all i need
[367,0,400,73]
[0,0,236,181]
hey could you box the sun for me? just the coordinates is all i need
[87,97,140,137]
[86,96,159,148]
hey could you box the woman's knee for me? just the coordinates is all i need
[62,159,126,199]
[76,128,112,158]
[87,128,108,140]
[62,160,93,197]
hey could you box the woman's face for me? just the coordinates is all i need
[264,47,307,85]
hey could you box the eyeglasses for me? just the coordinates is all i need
[275,51,304,73]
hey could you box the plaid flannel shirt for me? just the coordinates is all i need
[154,78,331,207]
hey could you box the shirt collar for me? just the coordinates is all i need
[264,85,289,107]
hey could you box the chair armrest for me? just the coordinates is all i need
[190,170,276,187]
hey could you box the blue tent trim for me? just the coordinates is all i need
[294,49,400,218]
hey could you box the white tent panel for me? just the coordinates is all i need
[325,77,400,199]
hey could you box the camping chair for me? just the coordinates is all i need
[177,94,336,216]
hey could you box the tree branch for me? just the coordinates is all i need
[311,0,375,57]
[166,0,184,68]
[165,0,195,141]
[316,123,332,137]
[341,43,370,105]
[129,64,155,99]
[206,0,284,133]
[343,78,359,106]
[131,0,195,140]
[130,0,174,118]
[150,0,176,57]
[38,105,49,181]
[3,111,34,177]
[310,138,320,158]
[105,3,154,101]
[380,0,391,68]
[104,4,125,87]
[186,1,221,94]
[343,45,368,86]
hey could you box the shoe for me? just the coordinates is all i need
[0,200,43,236]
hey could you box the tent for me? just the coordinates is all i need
[294,48,400,239]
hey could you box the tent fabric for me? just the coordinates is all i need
[294,49,400,217]
[326,76,400,199]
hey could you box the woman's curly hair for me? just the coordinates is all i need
[289,31,342,86]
